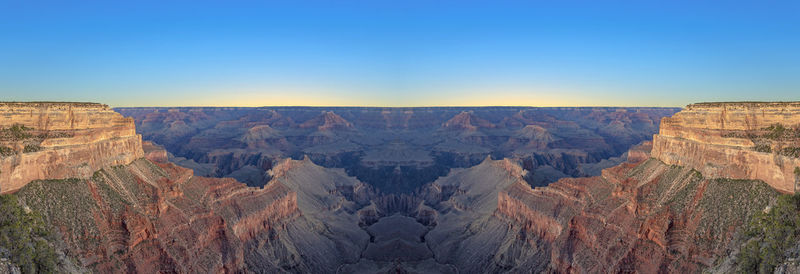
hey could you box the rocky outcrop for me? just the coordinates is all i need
[441,111,496,131]
[0,102,143,194]
[141,141,168,163]
[14,156,372,273]
[299,111,354,131]
[425,144,779,273]
[652,102,800,193]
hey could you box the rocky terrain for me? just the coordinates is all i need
[653,102,800,193]
[116,107,678,192]
[6,145,373,273]
[2,101,800,273]
[421,143,779,272]
[0,102,143,194]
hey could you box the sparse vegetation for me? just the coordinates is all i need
[0,146,13,156]
[763,124,788,139]
[753,144,772,153]
[696,178,778,252]
[16,178,102,252]
[779,147,800,158]
[0,195,58,274]
[0,124,33,140]
[23,144,42,153]
[37,132,73,139]
[738,193,800,273]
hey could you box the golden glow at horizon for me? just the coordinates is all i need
[116,85,673,108]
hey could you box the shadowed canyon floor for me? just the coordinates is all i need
[4,102,800,273]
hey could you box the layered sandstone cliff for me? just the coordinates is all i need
[652,102,800,193]
[0,102,143,194]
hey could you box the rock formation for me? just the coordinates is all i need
[424,143,779,273]
[0,102,143,194]
[441,111,496,131]
[652,102,800,193]
[13,154,372,273]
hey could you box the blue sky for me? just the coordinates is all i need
[1,0,798,107]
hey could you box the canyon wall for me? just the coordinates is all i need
[425,143,779,272]
[652,102,800,193]
[13,154,372,273]
[0,102,143,194]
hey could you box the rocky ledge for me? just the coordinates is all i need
[0,102,143,193]
[652,102,800,193]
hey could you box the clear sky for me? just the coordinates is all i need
[1,1,798,107]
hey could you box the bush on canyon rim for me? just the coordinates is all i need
[738,193,800,273]
[0,195,58,274]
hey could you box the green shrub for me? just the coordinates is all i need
[23,145,41,153]
[753,144,772,153]
[737,193,800,273]
[780,147,800,158]
[0,195,58,274]
[0,146,13,156]
[763,124,787,139]
[4,124,32,140]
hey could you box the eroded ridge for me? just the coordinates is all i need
[652,102,800,192]
[0,102,144,193]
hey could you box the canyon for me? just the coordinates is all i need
[115,106,678,192]
[1,102,799,273]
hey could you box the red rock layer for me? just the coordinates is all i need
[494,149,777,272]
[428,142,776,273]
[17,153,375,273]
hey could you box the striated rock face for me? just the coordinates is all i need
[0,102,143,194]
[14,157,372,273]
[426,145,779,273]
[652,102,800,193]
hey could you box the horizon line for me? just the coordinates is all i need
[110,104,685,109]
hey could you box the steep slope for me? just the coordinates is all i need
[12,156,371,273]
[0,102,143,194]
[423,145,779,273]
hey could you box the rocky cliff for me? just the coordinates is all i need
[424,143,779,273]
[12,153,371,273]
[0,102,143,194]
[652,102,800,193]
